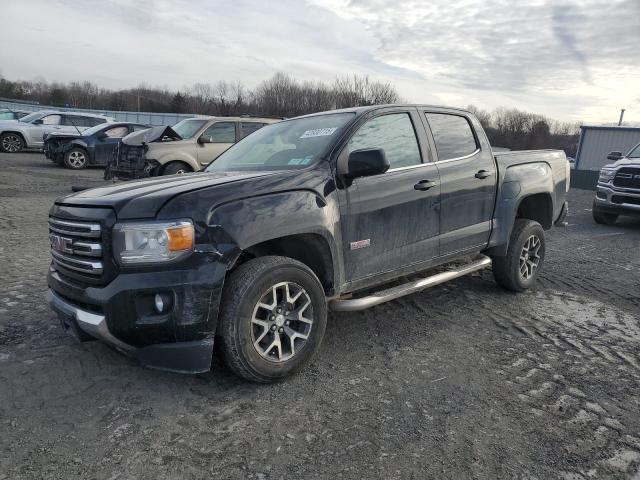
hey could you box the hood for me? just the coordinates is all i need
[55,170,279,219]
[603,157,640,169]
[122,125,180,146]
[44,132,83,142]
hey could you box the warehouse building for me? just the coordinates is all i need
[572,125,640,189]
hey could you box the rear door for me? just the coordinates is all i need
[422,111,497,255]
[196,121,237,166]
[338,108,441,281]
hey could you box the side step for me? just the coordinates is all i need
[329,255,492,312]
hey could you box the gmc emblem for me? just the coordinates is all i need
[50,234,74,254]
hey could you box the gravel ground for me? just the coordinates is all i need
[1,152,639,480]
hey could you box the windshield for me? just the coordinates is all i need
[172,119,207,139]
[206,113,355,172]
[19,112,46,123]
[628,143,640,158]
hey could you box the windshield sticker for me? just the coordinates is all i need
[300,127,338,138]
[288,155,314,166]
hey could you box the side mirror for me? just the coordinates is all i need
[96,132,108,139]
[345,148,389,179]
[607,151,623,161]
[198,135,213,144]
[33,119,43,125]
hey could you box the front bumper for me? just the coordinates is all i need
[48,290,214,373]
[594,184,640,218]
[47,256,227,373]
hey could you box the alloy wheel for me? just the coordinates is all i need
[68,151,86,168]
[250,281,313,362]
[519,235,541,280]
[2,134,22,152]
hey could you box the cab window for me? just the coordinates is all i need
[202,122,236,143]
[347,113,422,169]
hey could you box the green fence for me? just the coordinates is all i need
[571,170,599,190]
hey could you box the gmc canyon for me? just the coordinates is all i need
[47,105,570,382]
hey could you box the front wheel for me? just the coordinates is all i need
[64,148,88,169]
[492,219,546,292]
[218,256,327,383]
[162,161,192,175]
[0,133,24,153]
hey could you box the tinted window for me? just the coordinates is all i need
[42,115,62,125]
[347,113,421,169]
[104,126,129,138]
[240,122,267,139]
[202,122,236,143]
[63,115,89,127]
[425,113,478,160]
[89,117,107,126]
[0,112,15,120]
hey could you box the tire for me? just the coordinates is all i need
[64,148,88,169]
[592,201,618,225]
[162,161,192,175]
[0,132,25,153]
[492,219,545,292]
[218,256,327,383]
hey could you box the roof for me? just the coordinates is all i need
[30,109,115,119]
[183,116,280,123]
[580,125,640,132]
[292,104,472,120]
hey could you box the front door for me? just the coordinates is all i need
[197,121,237,167]
[30,114,63,146]
[94,125,130,165]
[423,111,497,255]
[338,110,441,282]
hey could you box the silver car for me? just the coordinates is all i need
[0,110,114,153]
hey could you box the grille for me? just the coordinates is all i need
[49,217,104,277]
[613,168,640,189]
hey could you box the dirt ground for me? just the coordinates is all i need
[1,152,639,480]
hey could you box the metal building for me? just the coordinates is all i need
[576,125,640,171]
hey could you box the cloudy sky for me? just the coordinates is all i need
[1,0,639,123]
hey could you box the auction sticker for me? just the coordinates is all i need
[300,127,338,138]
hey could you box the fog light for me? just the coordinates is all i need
[154,293,167,313]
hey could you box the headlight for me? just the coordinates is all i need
[598,168,616,183]
[113,220,194,265]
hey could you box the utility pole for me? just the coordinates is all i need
[137,93,141,112]
[618,108,625,126]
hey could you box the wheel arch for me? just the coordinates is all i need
[1,130,27,147]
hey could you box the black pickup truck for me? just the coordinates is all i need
[47,105,570,382]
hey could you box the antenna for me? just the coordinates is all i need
[618,109,626,126]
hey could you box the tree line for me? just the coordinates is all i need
[0,72,580,155]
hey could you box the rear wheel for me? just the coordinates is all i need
[64,148,88,169]
[592,201,618,225]
[162,161,192,175]
[219,256,327,383]
[492,219,545,292]
[0,133,24,153]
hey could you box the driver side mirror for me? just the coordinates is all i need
[344,148,389,179]
[33,119,43,125]
[607,151,623,161]
[198,134,213,144]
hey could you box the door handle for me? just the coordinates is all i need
[475,170,492,179]
[414,180,437,191]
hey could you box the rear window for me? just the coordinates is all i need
[425,113,478,161]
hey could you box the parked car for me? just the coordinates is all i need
[0,109,31,121]
[44,122,150,169]
[0,110,114,153]
[105,116,279,178]
[46,105,569,381]
[593,143,640,224]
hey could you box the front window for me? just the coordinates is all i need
[104,126,129,138]
[0,112,15,120]
[201,122,236,143]
[346,113,422,169]
[206,113,354,172]
[628,143,640,158]
[19,112,46,123]
[172,119,208,139]
[81,123,110,136]
[42,115,62,125]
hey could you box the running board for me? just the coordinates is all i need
[329,255,492,312]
